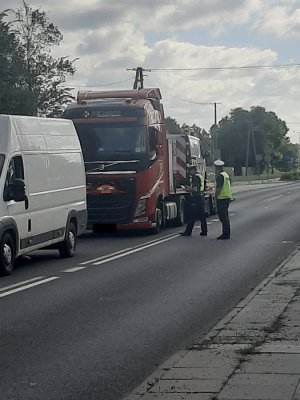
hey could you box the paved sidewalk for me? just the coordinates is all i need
[125,247,300,400]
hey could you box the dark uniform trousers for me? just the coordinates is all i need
[217,198,230,238]
[184,194,207,236]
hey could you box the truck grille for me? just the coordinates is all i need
[86,177,135,224]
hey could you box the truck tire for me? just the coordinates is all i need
[173,196,185,227]
[205,197,210,217]
[151,201,164,234]
[0,232,15,276]
[59,222,77,258]
[209,196,217,215]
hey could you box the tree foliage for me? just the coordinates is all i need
[0,11,33,114]
[165,116,181,134]
[216,106,297,174]
[1,1,75,117]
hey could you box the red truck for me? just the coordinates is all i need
[64,88,215,233]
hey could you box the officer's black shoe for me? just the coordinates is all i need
[200,232,207,236]
[217,235,230,240]
[180,232,191,236]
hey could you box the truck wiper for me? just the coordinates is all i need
[85,160,139,172]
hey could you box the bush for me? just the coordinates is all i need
[280,171,300,181]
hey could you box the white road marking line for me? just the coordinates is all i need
[80,247,134,265]
[0,276,45,292]
[81,232,179,265]
[62,266,86,273]
[207,222,213,225]
[93,235,180,266]
[264,195,283,202]
[0,277,59,298]
[211,219,219,222]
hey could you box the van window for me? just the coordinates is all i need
[0,154,5,176]
[3,156,24,201]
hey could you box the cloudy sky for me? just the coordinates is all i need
[3,0,300,142]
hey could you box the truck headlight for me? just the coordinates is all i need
[134,198,147,217]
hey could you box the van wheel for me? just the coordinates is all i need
[59,222,77,258]
[0,233,15,276]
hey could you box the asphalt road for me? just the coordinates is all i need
[0,181,299,400]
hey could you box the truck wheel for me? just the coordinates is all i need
[174,196,185,227]
[59,222,77,258]
[209,196,217,215]
[151,203,164,234]
[0,232,15,276]
[205,197,210,217]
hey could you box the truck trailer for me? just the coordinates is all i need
[64,88,215,233]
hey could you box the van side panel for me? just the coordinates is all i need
[8,116,86,254]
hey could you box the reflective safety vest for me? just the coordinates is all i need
[195,173,205,193]
[217,171,232,199]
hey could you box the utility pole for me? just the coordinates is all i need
[126,67,151,89]
[251,125,258,174]
[245,127,250,176]
[211,102,221,159]
[182,100,221,160]
[214,102,218,125]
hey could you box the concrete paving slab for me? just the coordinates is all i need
[214,329,265,341]
[293,381,300,400]
[258,341,300,354]
[240,353,300,374]
[218,373,299,400]
[268,327,300,341]
[280,269,300,280]
[149,378,223,394]
[174,350,238,369]
[162,367,232,380]
[136,393,214,400]
[208,343,251,351]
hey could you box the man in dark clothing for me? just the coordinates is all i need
[180,166,207,237]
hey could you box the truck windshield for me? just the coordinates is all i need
[74,122,146,162]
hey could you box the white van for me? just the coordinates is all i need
[0,115,87,275]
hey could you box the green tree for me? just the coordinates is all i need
[217,108,250,174]
[6,1,76,117]
[166,116,181,133]
[217,106,290,174]
[0,11,33,114]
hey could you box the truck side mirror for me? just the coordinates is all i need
[11,179,27,202]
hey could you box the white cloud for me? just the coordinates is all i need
[1,0,300,142]
[254,5,300,38]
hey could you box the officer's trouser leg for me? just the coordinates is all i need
[199,196,207,234]
[217,199,230,238]
[184,205,197,235]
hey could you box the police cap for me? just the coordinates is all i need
[214,159,225,167]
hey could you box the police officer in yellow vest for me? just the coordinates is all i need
[214,159,233,240]
[180,165,207,237]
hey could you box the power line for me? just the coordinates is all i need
[77,77,133,88]
[58,77,133,89]
[137,63,300,72]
